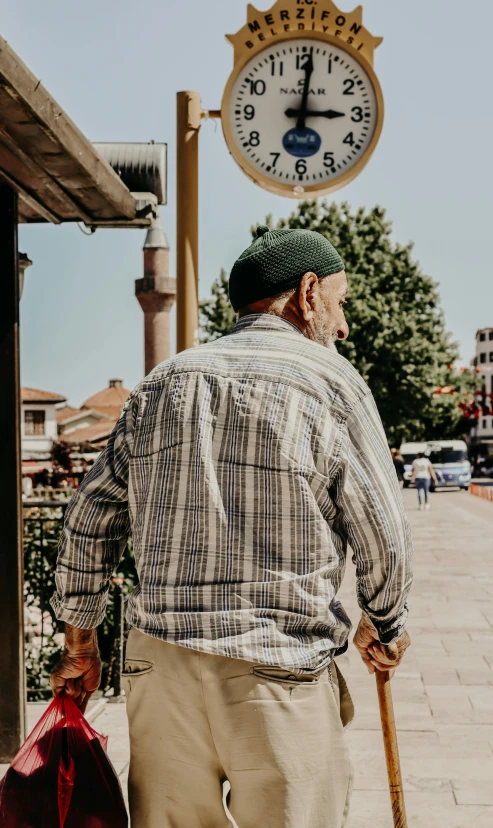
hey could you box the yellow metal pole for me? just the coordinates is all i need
[176,91,201,352]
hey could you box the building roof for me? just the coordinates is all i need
[56,405,82,423]
[61,421,117,445]
[57,407,111,427]
[21,386,66,403]
[0,36,150,227]
[82,379,130,412]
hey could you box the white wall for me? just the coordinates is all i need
[21,402,57,455]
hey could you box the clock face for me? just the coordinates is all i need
[223,37,381,197]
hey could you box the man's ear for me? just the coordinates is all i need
[298,272,318,321]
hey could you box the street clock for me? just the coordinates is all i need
[221,0,384,198]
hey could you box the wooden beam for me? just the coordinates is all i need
[0,184,26,761]
[0,166,60,223]
[0,126,94,224]
[0,36,136,221]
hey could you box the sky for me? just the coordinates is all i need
[3,0,493,406]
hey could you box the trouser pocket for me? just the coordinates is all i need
[122,658,154,699]
[252,664,326,686]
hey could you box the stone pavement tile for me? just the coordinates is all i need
[421,669,460,685]
[468,686,493,710]
[443,636,493,659]
[407,634,447,655]
[436,652,490,671]
[436,723,493,748]
[452,780,493,805]
[354,701,435,731]
[347,791,492,828]
[458,667,493,685]
[351,752,452,793]
[403,754,493,783]
[431,605,492,632]
[465,809,493,827]
[431,707,493,724]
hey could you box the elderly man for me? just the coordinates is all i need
[51,226,412,828]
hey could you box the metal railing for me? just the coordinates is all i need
[23,502,130,700]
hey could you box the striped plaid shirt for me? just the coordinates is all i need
[52,313,413,673]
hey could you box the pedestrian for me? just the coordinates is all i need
[391,448,405,489]
[50,226,413,828]
[411,451,438,510]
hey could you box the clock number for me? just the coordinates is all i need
[249,79,266,96]
[323,152,335,169]
[269,152,280,168]
[244,105,255,121]
[328,58,332,74]
[296,53,312,70]
[248,131,260,147]
[270,60,284,76]
[343,132,355,146]
[295,159,307,174]
[342,78,355,95]
[351,106,363,122]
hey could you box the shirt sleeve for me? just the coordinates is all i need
[50,395,136,629]
[331,391,413,644]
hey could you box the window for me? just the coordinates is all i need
[428,449,468,464]
[480,353,486,363]
[482,419,487,430]
[491,375,493,394]
[490,353,493,363]
[480,332,486,341]
[489,331,493,340]
[24,409,45,436]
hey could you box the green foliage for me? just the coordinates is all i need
[200,201,479,445]
[276,200,478,444]
[199,268,236,343]
[23,506,136,699]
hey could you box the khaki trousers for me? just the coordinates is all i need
[123,628,354,828]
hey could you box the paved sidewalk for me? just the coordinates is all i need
[340,488,493,827]
[2,488,493,826]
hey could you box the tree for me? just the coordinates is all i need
[199,201,478,445]
[51,440,73,475]
[199,268,236,343]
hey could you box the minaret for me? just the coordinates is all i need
[135,216,176,375]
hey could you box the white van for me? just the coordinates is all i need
[399,440,471,491]
[426,440,471,491]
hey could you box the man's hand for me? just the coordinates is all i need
[353,612,410,679]
[49,625,102,713]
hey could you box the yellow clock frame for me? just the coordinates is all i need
[221,30,384,199]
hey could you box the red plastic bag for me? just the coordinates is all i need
[0,692,128,827]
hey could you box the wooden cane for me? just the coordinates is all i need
[376,670,408,828]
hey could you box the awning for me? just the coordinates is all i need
[0,36,151,227]
[21,460,53,474]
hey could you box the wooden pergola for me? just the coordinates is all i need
[0,35,153,760]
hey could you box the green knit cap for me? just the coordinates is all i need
[228,226,344,312]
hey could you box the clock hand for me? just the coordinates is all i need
[296,53,314,130]
[285,108,346,120]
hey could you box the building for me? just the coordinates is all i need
[472,327,493,446]
[21,387,66,475]
[21,379,130,491]
[57,378,130,450]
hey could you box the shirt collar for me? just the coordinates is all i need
[232,313,304,337]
